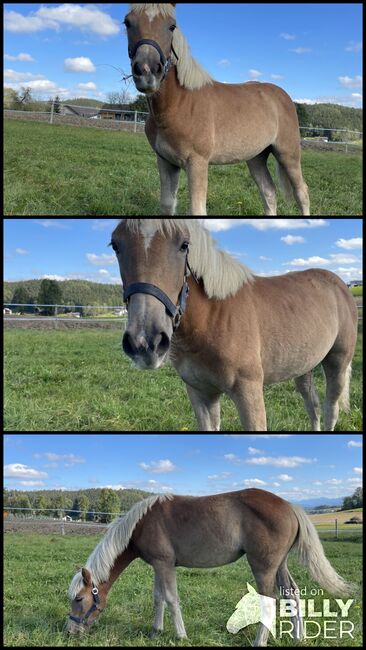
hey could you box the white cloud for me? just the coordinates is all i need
[353,467,362,474]
[278,474,294,481]
[18,480,45,486]
[5,4,120,36]
[241,478,267,487]
[4,463,48,478]
[15,248,29,255]
[5,52,35,61]
[64,57,95,73]
[245,456,316,468]
[287,256,328,267]
[336,238,362,250]
[77,82,97,91]
[33,452,85,465]
[338,75,362,89]
[248,69,263,79]
[203,220,327,233]
[280,33,296,40]
[33,220,71,229]
[348,440,362,448]
[139,459,177,474]
[281,235,305,245]
[248,447,261,455]
[86,253,116,266]
[290,47,312,54]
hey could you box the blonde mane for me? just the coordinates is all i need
[124,219,253,300]
[69,494,173,598]
[129,4,213,90]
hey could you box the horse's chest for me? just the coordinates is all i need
[154,132,185,167]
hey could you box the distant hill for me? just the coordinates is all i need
[295,103,362,141]
[293,497,345,509]
[4,279,122,308]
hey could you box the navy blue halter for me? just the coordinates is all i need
[123,250,193,331]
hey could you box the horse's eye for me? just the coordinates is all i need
[111,243,119,254]
[169,24,176,32]
[124,18,131,29]
[75,597,83,602]
[180,241,189,252]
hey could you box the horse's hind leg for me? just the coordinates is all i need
[322,353,352,431]
[295,372,321,431]
[272,148,310,215]
[247,151,277,215]
[276,560,303,641]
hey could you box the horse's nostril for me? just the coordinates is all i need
[158,332,170,355]
[123,332,137,358]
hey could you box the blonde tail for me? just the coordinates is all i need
[339,363,352,411]
[291,504,355,596]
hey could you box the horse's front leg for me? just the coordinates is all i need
[157,155,181,215]
[153,562,187,640]
[186,155,209,215]
[230,378,267,431]
[186,384,221,431]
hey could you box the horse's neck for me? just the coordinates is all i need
[105,547,137,590]
[149,67,183,119]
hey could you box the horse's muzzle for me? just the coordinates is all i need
[123,330,170,369]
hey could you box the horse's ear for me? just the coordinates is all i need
[81,567,93,586]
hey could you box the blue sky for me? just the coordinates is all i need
[4,3,362,108]
[4,218,363,286]
[4,434,363,502]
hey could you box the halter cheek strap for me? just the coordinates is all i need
[69,584,103,627]
[123,251,194,332]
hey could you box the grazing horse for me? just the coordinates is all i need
[111,219,358,432]
[124,3,310,215]
[66,490,353,646]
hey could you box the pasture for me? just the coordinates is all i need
[4,530,362,646]
[4,119,362,216]
[3,324,362,431]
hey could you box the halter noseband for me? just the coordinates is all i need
[123,249,193,332]
[69,584,103,627]
[128,38,179,80]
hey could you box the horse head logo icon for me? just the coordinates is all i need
[227,583,276,638]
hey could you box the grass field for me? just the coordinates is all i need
[4,531,362,647]
[4,119,363,215]
[3,324,362,431]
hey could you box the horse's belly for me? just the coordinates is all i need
[176,549,245,569]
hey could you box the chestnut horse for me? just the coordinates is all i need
[67,490,353,646]
[124,3,310,216]
[111,219,357,432]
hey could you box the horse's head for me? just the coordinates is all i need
[66,568,105,635]
[124,3,177,94]
[111,219,191,370]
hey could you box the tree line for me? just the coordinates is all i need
[3,488,152,523]
[4,278,123,316]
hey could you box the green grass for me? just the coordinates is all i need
[4,327,362,431]
[4,532,362,646]
[4,120,362,215]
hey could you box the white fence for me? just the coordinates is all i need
[3,506,126,535]
[4,108,149,133]
[4,303,128,327]
[300,126,362,153]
